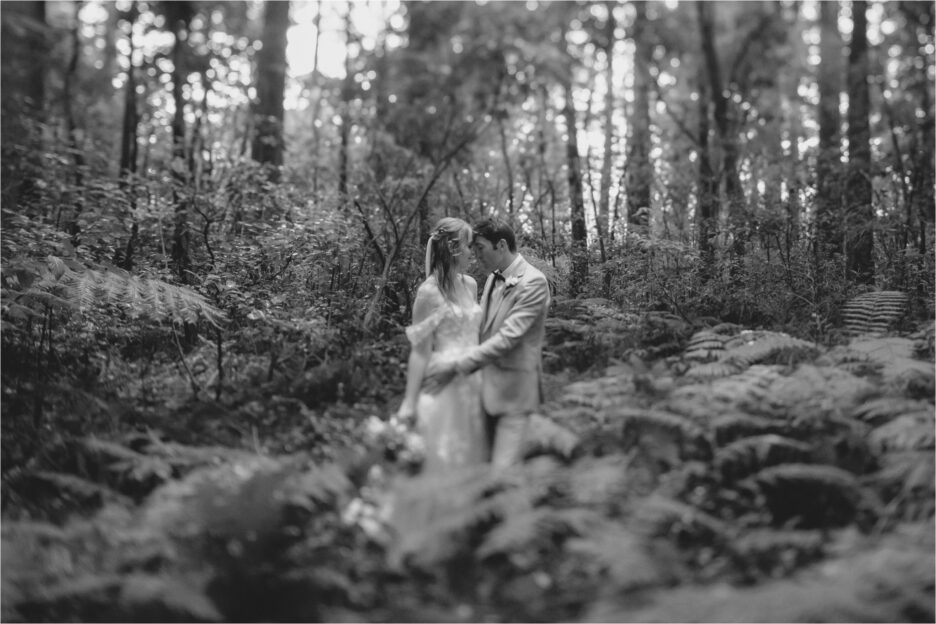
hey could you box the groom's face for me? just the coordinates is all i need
[470,236,499,273]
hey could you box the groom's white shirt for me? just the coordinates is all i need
[456,253,550,417]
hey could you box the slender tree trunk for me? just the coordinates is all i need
[252,0,289,179]
[904,2,935,257]
[844,0,873,283]
[816,0,843,256]
[0,1,47,211]
[698,1,745,264]
[118,3,139,270]
[167,1,193,281]
[626,0,651,237]
[597,1,616,244]
[498,114,515,215]
[338,2,355,204]
[696,75,718,279]
[310,0,323,197]
[64,0,85,243]
[560,50,588,295]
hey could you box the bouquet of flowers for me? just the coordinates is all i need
[362,413,425,468]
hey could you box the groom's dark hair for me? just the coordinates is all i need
[473,218,517,253]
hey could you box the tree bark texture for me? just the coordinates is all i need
[816,0,843,256]
[844,0,874,283]
[697,1,746,262]
[252,0,290,177]
[561,71,589,296]
[167,0,193,280]
[626,0,651,236]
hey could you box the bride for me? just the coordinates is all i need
[396,217,487,471]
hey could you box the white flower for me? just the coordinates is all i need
[505,275,520,289]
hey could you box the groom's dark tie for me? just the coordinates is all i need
[484,270,505,318]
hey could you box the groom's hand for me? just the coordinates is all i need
[422,360,457,395]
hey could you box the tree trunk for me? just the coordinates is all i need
[816,0,843,256]
[0,1,47,210]
[626,0,651,237]
[696,74,718,279]
[844,0,873,283]
[167,0,193,281]
[560,47,588,296]
[118,3,139,270]
[63,0,85,243]
[338,2,355,204]
[698,1,745,263]
[251,0,289,178]
[597,1,617,245]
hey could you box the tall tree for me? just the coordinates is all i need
[844,0,873,283]
[252,0,290,178]
[697,1,746,262]
[560,48,588,296]
[166,0,194,280]
[626,0,652,236]
[816,0,843,256]
[0,1,47,210]
[117,2,140,269]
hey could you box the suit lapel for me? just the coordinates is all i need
[484,258,526,335]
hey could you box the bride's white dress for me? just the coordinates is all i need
[404,277,487,470]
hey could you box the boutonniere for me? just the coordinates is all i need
[504,275,521,289]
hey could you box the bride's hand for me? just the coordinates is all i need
[396,403,417,426]
[422,360,457,395]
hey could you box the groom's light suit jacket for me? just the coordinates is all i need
[460,255,551,417]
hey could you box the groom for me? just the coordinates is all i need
[425,218,551,468]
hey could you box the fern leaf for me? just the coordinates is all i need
[709,412,785,446]
[33,257,226,326]
[631,495,734,543]
[841,290,909,336]
[564,520,676,590]
[476,507,601,560]
[724,332,819,368]
[731,527,825,576]
[523,414,580,460]
[715,434,813,481]
[851,398,934,428]
[28,471,132,505]
[684,330,727,362]
[118,574,223,622]
[684,361,741,380]
[868,412,935,453]
[742,463,874,527]
[611,407,706,441]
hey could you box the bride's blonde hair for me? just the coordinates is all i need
[425,217,472,301]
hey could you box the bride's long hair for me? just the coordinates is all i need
[425,217,472,302]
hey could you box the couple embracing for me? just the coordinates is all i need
[396,217,551,471]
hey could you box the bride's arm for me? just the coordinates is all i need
[397,284,438,421]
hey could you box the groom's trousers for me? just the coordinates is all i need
[486,411,529,469]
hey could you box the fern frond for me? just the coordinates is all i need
[841,290,909,336]
[723,332,819,368]
[715,434,813,481]
[711,365,786,406]
[684,361,741,380]
[851,398,934,428]
[868,413,935,453]
[476,507,602,560]
[684,330,727,362]
[523,414,580,460]
[564,520,676,590]
[631,495,734,543]
[731,527,825,573]
[816,346,882,376]
[867,451,935,521]
[709,412,785,446]
[743,463,874,527]
[28,471,132,505]
[566,455,634,507]
[26,257,226,326]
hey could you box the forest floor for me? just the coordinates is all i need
[1,297,934,622]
